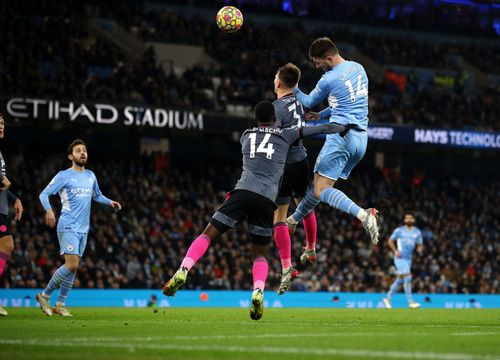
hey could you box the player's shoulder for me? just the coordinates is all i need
[242,127,256,137]
[348,61,367,76]
[58,168,72,177]
[84,169,96,178]
[414,226,422,234]
[273,94,296,107]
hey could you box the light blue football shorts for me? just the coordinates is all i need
[314,130,368,180]
[58,232,88,257]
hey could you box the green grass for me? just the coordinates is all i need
[0,308,499,360]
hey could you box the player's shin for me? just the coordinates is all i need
[289,187,319,224]
[273,223,292,271]
[303,211,317,251]
[403,275,414,303]
[387,277,404,300]
[180,234,211,271]
[0,251,9,277]
[43,265,73,297]
[252,257,268,292]
[56,270,76,306]
[319,188,362,218]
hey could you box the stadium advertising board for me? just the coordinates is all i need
[369,125,500,149]
[3,97,500,150]
[312,121,500,150]
[1,289,499,309]
[4,97,204,130]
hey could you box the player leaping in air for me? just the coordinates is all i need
[286,37,380,245]
[36,139,122,317]
[272,63,318,295]
[162,100,354,320]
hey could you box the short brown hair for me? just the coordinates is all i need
[67,139,87,155]
[277,63,301,88]
[308,37,339,59]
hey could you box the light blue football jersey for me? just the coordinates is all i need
[294,60,369,131]
[39,168,111,233]
[390,226,423,260]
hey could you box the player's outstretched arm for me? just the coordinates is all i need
[305,108,332,121]
[91,174,122,210]
[109,200,122,210]
[293,76,329,109]
[301,123,355,137]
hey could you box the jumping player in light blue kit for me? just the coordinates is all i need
[383,212,423,309]
[286,37,379,245]
[36,139,122,316]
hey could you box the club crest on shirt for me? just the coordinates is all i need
[66,245,74,252]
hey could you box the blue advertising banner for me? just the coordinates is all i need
[309,120,500,150]
[0,289,498,309]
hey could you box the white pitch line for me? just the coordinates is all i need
[451,333,500,336]
[1,330,495,345]
[140,319,500,329]
[0,339,498,360]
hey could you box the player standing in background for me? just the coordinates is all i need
[162,100,353,320]
[286,37,380,244]
[0,113,24,316]
[36,139,121,317]
[272,63,318,295]
[383,212,423,309]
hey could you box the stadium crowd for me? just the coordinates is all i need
[1,1,500,130]
[2,153,498,294]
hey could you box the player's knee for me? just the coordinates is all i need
[65,260,80,273]
[313,185,327,199]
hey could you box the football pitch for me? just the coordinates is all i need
[0,308,499,360]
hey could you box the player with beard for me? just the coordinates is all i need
[286,37,380,245]
[383,212,423,309]
[36,139,121,316]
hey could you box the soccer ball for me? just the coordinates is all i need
[216,6,243,33]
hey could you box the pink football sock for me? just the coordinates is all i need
[0,251,9,277]
[252,257,268,291]
[273,223,292,269]
[303,211,317,251]
[180,234,211,270]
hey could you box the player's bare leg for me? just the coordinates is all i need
[163,224,221,296]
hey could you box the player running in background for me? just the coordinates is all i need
[286,37,380,244]
[162,100,353,320]
[272,63,318,295]
[36,139,121,317]
[383,212,423,309]
[0,113,24,316]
